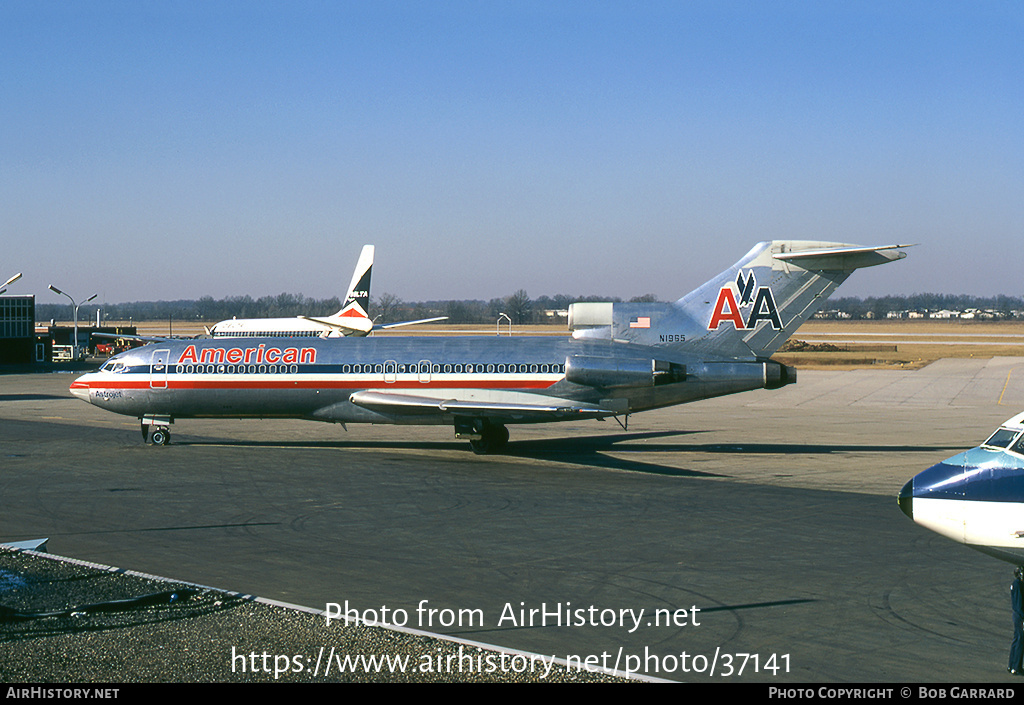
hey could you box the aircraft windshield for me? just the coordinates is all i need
[983,427,1021,449]
[1012,435,1024,456]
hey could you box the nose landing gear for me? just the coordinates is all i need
[140,416,173,446]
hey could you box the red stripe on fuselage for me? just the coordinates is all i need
[75,377,560,391]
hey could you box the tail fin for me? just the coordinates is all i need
[676,241,908,358]
[570,241,909,360]
[308,243,449,336]
[335,244,374,320]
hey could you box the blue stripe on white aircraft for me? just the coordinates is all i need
[899,412,1024,564]
[71,240,908,453]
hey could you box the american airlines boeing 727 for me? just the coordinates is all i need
[71,240,908,453]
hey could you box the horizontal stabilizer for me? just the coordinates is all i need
[773,243,914,269]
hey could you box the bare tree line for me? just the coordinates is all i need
[34,291,1024,325]
[35,290,661,325]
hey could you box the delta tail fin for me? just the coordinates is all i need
[570,241,910,360]
[335,244,374,320]
[295,244,375,335]
[307,244,448,335]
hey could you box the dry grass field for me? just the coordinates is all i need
[97,318,1024,370]
[776,319,1024,369]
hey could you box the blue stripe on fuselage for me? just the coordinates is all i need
[912,447,1024,502]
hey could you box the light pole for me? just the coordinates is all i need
[497,312,511,336]
[0,272,22,295]
[48,285,97,361]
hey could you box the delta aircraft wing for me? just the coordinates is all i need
[71,240,908,453]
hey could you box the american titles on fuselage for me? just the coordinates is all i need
[177,343,316,366]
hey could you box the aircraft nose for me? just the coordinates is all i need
[69,378,90,402]
[897,478,914,519]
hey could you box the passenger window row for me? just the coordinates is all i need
[216,331,321,338]
[176,363,300,375]
[136,362,566,376]
[342,362,565,374]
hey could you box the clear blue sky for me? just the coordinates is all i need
[3,1,1021,306]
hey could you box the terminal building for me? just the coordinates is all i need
[0,295,37,364]
[0,294,138,367]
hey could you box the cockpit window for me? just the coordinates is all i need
[1012,436,1024,456]
[983,427,1021,449]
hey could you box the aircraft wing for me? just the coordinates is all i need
[374,316,448,330]
[299,315,374,335]
[348,390,619,421]
[300,314,450,335]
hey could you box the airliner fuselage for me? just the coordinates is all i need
[70,240,907,452]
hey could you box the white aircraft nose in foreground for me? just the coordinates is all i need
[900,411,1024,565]
[72,240,908,452]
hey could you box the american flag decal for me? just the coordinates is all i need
[629,316,651,329]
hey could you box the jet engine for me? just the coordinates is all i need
[565,354,686,389]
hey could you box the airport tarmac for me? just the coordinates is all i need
[4,357,1024,682]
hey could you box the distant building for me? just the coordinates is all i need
[0,295,37,364]
[812,309,852,320]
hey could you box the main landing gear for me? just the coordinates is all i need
[140,416,173,446]
[455,419,509,455]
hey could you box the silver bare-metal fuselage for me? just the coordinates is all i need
[70,240,908,449]
[71,335,787,426]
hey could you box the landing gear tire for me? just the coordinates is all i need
[150,428,170,446]
[469,424,509,455]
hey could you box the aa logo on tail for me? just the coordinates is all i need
[708,270,783,331]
